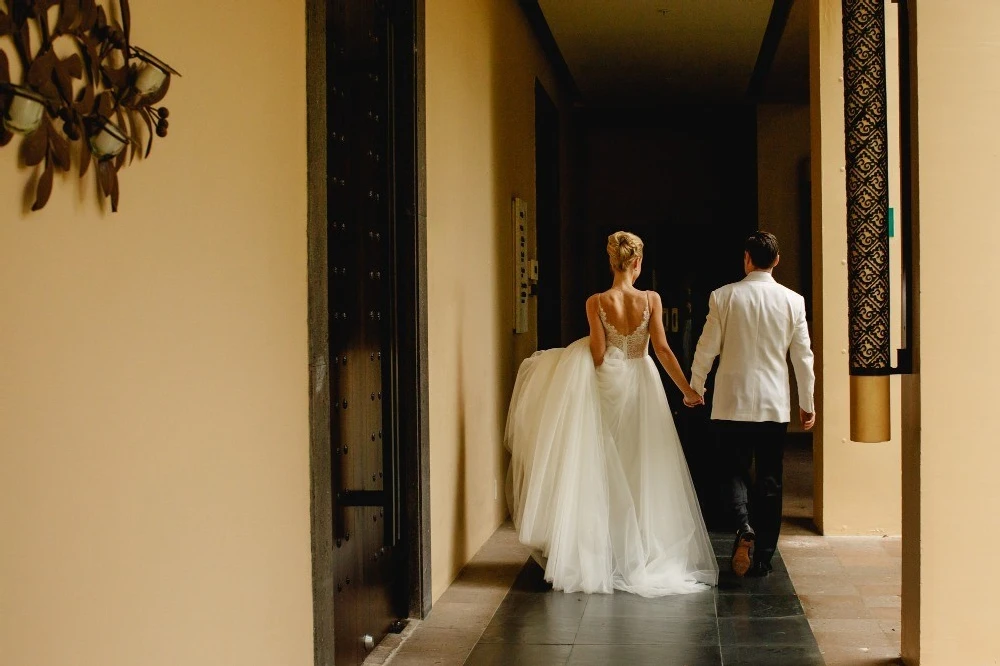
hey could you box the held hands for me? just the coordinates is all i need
[800,408,816,430]
[682,388,705,408]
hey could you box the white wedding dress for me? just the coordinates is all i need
[505,300,719,596]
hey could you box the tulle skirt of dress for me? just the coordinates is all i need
[505,338,719,596]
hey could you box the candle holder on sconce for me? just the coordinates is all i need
[1,84,46,134]
[89,115,129,160]
[0,0,181,212]
[129,46,180,100]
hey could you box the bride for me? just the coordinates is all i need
[505,231,718,596]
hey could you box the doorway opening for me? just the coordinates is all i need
[535,80,562,350]
[530,0,814,529]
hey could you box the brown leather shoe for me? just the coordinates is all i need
[731,525,756,577]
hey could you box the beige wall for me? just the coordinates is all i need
[810,0,902,535]
[425,0,566,600]
[902,2,1000,663]
[0,2,314,665]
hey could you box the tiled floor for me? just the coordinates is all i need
[462,534,822,666]
[383,440,904,666]
[778,442,903,666]
[379,524,534,666]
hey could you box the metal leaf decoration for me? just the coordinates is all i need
[0,0,180,212]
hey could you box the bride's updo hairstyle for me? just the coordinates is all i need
[607,231,644,273]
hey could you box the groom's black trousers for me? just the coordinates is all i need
[714,420,788,566]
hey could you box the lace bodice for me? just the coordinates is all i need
[599,302,651,359]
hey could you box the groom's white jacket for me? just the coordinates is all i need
[690,271,815,423]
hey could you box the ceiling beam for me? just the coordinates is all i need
[747,0,796,98]
[518,1,582,104]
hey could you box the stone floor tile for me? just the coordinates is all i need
[798,594,873,620]
[478,615,581,645]
[856,584,902,598]
[809,618,891,634]
[582,590,716,619]
[389,652,469,666]
[784,574,860,596]
[836,553,902,569]
[722,645,825,666]
[809,619,895,650]
[777,540,837,558]
[571,644,723,666]
[421,601,500,630]
[574,615,720,646]
[784,555,847,576]
[867,606,901,621]
[818,644,902,666]
[878,619,901,636]
[719,616,818,647]
[465,643,572,666]
[397,627,482,655]
[880,539,903,557]
[715,593,805,619]
[436,585,510,606]
[863,595,901,609]
[827,537,895,554]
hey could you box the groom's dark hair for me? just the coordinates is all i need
[745,231,780,269]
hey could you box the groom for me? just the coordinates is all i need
[686,231,816,577]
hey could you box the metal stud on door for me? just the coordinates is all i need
[328,0,399,663]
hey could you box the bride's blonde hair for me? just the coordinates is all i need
[607,231,644,272]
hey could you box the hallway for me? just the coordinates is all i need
[4,2,998,665]
[373,441,902,666]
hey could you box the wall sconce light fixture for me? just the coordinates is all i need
[2,85,46,135]
[130,46,181,99]
[89,116,130,161]
[0,0,179,212]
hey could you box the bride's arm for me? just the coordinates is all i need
[649,292,703,406]
[585,295,606,367]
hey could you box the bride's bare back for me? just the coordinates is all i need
[597,288,650,335]
[585,286,702,407]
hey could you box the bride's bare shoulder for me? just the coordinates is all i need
[585,294,604,325]
[586,291,609,312]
